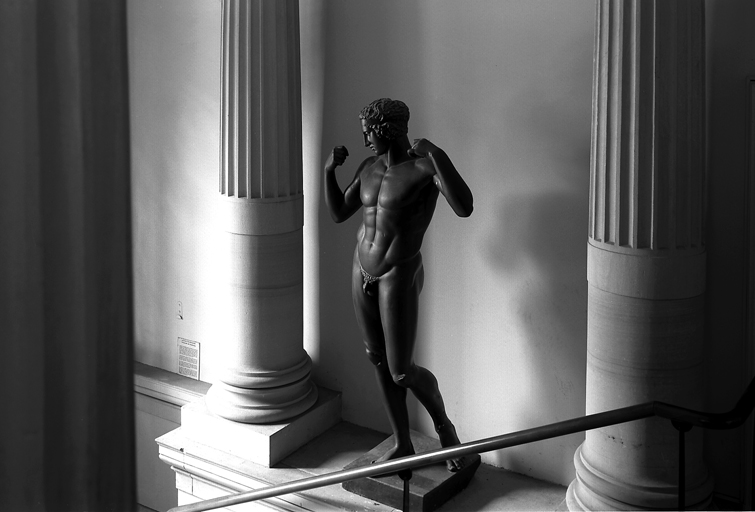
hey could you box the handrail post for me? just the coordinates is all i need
[399,469,412,512]
[672,420,693,511]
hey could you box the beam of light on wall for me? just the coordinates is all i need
[194,202,224,384]
[300,1,327,367]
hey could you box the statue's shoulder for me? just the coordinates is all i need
[412,155,436,176]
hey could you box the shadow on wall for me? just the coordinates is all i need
[475,32,591,473]
[487,192,587,279]
[485,191,588,473]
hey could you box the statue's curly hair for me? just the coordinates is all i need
[359,98,410,140]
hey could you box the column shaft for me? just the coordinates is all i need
[567,1,712,509]
[205,0,317,423]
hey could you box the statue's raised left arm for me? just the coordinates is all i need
[408,138,473,217]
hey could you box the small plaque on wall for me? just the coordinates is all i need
[177,337,200,380]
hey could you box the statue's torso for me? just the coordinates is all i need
[356,158,439,276]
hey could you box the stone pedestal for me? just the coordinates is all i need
[342,431,481,512]
[566,1,712,509]
[183,388,340,467]
[158,421,400,512]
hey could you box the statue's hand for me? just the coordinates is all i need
[407,138,438,159]
[325,146,349,171]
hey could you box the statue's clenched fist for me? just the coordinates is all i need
[407,138,438,159]
[325,146,349,172]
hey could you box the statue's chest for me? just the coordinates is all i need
[361,168,431,210]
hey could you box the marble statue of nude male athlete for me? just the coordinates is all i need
[324,98,474,472]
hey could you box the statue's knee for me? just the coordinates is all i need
[391,371,412,388]
[365,348,384,367]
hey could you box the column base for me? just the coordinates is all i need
[179,386,341,467]
[205,373,318,424]
[566,443,713,511]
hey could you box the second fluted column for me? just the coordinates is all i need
[566,1,713,509]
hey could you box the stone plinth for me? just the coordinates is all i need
[342,431,481,512]
[181,387,340,468]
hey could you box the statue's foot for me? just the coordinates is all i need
[371,441,415,479]
[436,422,465,472]
[372,442,415,465]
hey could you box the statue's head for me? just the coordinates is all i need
[359,98,410,141]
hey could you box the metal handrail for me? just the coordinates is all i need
[169,376,755,512]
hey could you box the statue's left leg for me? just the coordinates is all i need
[351,254,414,463]
[379,259,464,472]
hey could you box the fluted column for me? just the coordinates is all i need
[567,1,713,509]
[205,0,317,423]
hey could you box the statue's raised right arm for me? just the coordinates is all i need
[323,146,368,223]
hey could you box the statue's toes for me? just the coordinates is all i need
[446,457,464,472]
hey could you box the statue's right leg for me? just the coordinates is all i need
[350,256,414,462]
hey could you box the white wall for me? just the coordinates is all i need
[130,0,593,486]
[128,0,224,382]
